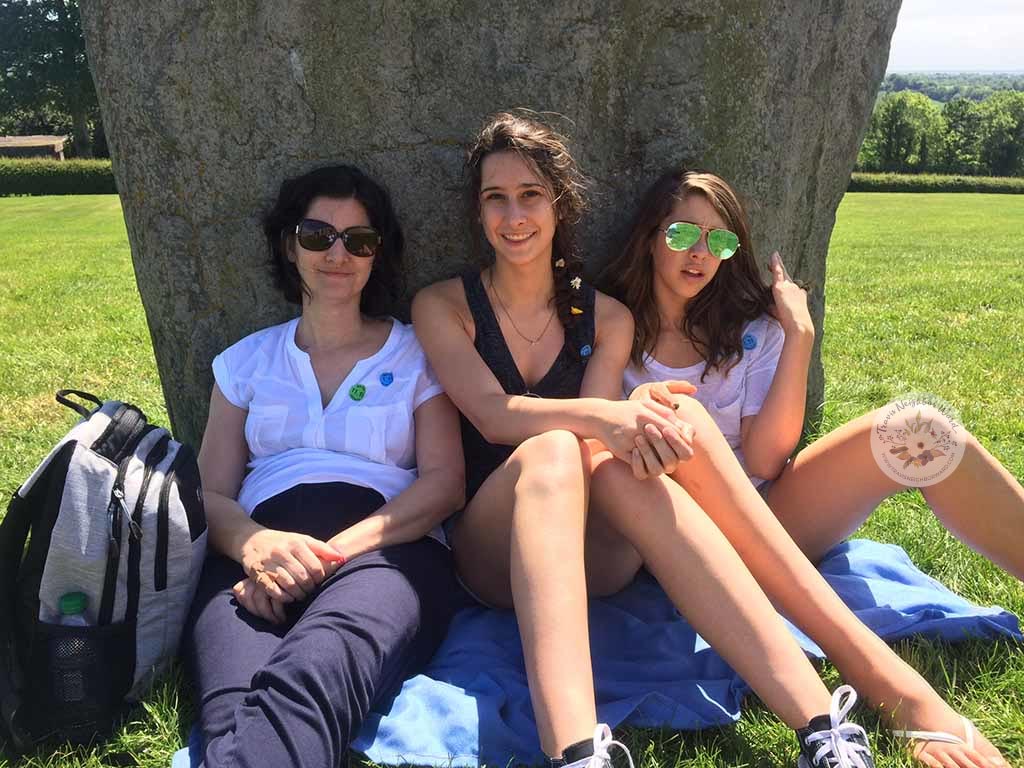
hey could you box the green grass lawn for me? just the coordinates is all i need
[0,193,1022,767]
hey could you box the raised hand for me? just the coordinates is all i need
[768,251,813,336]
[240,528,346,603]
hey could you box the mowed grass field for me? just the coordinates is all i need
[0,193,1022,767]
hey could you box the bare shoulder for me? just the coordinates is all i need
[413,277,470,316]
[414,276,464,308]
[412,276,474,335]
[593,290,634,338]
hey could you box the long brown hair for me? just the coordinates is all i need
[465,111,588,332]
[599,168,772,379]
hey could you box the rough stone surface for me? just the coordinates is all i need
[79,0,900,446]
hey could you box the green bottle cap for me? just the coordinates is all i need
[59,592,88,615]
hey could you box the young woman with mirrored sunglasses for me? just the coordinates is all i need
[598,167,1018,768]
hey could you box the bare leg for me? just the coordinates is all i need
[921,432,1024,580]
[451,430,598,758]
[664,395,1008,766]
[588,452,833,728]
[767,409,1024,580]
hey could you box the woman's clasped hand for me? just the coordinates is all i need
[621,380,698,478]
[231,527,346,620]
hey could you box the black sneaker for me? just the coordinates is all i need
[556,724,635,768]
[796,685,876,768]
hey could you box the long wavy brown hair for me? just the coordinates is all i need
[599,168,773,379]
[465,111,588,333]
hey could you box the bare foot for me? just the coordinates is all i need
[909,730,1008,768]
[889,701,1008,767]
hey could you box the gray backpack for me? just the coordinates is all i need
[0,391,207,750]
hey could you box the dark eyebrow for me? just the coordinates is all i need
[480,182,547,194]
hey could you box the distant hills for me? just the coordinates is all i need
[879,72,1024,103]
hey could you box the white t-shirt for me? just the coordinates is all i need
[622,315,785,487]
[213,317,445,518]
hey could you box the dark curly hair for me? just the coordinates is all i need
[263,164,404,316]
[599,168,773,380]
[465,111,588,332]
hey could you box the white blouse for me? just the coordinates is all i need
[622,315,785,488]
[213,318,444,515]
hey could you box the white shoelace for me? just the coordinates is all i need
[590,724,636,768]
[804,685,873,768]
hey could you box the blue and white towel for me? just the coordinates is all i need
[352,540,1021,766]
[174,539,1021,768]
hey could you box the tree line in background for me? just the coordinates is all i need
[0,0,106,157]
[856,89,1024,177]
[878,72,1024,103]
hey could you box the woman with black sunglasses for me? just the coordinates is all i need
[182,165,466,767]
[413,112,882,768]
[596,168,1015,768]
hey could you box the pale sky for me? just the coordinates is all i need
[887,0,1024,72]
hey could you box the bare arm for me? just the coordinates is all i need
[412,282,687,464]
[197,385,263,560]
[740,252,815,480]
[740,327,814,479]
[326,393,465,558]
[198,385,343,604]
[578,293,634,400]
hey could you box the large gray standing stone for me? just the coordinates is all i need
[79,0,900,446]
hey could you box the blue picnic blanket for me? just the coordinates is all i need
[173,539,1021,768]
[350,539,1021,767]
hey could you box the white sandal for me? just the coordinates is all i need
[892,716,974,748]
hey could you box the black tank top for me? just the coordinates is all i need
[460,270,596,500]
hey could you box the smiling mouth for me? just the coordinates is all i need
[682,268,703,277]
[501,232,535,243]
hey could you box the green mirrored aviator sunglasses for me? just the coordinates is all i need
[660,221,740,260]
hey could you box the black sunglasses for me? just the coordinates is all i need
[294,219,381,256]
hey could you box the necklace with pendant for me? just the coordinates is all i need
[489,273,556,346]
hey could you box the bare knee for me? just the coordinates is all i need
[671,395,720,444]
[672,394,709,421]
[511,429,590,490]
[864,407,887,437]
[865,404,975,460]
[949,427,982,477]
[960,428,980,454]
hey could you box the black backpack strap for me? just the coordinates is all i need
[0,492,34,752]
[55,390,103,418]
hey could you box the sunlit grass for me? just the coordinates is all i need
[0,193,1021,767]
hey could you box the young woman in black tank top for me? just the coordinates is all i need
[412,112,879,768]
